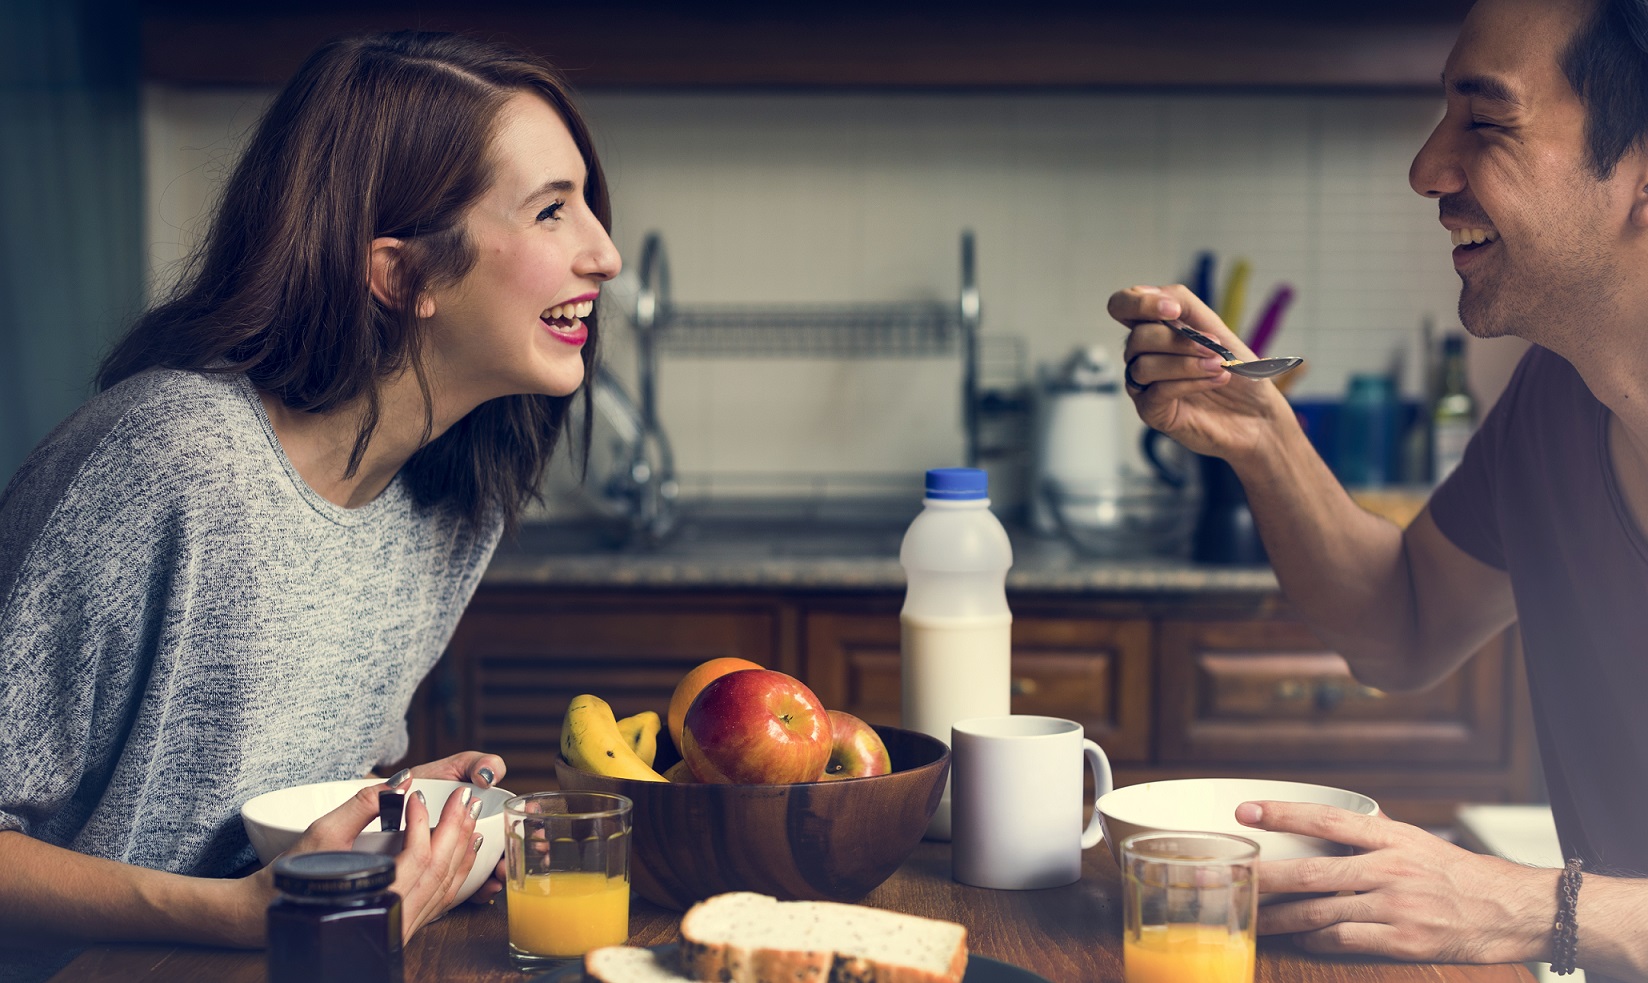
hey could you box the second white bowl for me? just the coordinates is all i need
[1097,777,1379,866]
[241,778,512,902]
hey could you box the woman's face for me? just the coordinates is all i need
[423,91,620,406]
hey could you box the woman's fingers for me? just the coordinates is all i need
[406,751,507,790]
[293,781,389,853]
[394,786,483,939]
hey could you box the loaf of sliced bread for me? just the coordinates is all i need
[584,944,693,982]
[678,892,968,983]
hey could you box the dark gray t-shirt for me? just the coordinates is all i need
[1430,346,1648,928]
[0,368,501,979]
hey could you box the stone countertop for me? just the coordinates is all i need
[483,519,1281,594]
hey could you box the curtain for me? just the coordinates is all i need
[0,0,143,484]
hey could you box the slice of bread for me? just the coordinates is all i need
[679,892,968,983]
[584,944,693,982]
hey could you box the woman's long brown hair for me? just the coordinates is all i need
[99,32,607,528]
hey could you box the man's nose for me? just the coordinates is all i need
[1410,120,1465,199]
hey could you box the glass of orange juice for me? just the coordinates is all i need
[1121,831,1259,983]
[503,791,633,970]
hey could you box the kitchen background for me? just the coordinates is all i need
[6,1,1530,510]
[4,11,1574,977]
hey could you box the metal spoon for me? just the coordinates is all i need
[1166,319,1304,380]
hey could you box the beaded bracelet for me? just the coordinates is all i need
[1552,856,1583,976]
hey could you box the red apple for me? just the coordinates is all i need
[681,669,833,784]
[820,710,892,780]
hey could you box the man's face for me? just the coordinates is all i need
[1409,0,1637,343]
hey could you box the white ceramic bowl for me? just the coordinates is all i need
[240,778,513,902]
[1096,777,1379,867]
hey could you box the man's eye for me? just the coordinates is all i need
[1467,119,1499,130]
[537,201,565,222]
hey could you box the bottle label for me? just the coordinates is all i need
[1432,420,1473,484]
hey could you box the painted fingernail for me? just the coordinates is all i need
[387,769,411,788]
[473,834,485,853]
[469,798,484,820]
[460,786,473,807]
[414,790,427,808]
[477,767,495,787]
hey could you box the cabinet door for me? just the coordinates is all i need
[427,588,790,791]
[803,608,1152,761]
[1157,619,1512,766]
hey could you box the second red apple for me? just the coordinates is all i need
[821,710,892,779]
[681,669,832,784]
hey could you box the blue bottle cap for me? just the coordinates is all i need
[924,467,988,500]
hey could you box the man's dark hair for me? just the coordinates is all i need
[99,32,607,530]
[1563,0,1648,179]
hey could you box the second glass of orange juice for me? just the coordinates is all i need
[503,791,632,970]
[1121,831,1258,983]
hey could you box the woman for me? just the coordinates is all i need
[0,31,620,980]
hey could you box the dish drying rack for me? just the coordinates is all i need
[609,230,982,545]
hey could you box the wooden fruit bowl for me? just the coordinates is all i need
[554,725,950,911]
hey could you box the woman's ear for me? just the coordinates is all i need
[369,237,435,317]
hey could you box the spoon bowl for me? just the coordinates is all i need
[1167,319,1303,380]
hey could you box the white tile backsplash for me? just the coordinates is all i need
[143,84,1517,505]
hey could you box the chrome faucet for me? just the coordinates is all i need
[611,233,679,546]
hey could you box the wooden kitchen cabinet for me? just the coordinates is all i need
[1154,618,1535,828]
[411,585,1537,827]
[802,603,1152,763]
[416,587,797,791]
[143,0,1471,90]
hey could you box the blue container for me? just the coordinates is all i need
[1290,399,1340,471]
[1337,374,1399,487]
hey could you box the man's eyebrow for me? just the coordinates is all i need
[1443,72,1523,106]
[523,178,577,206]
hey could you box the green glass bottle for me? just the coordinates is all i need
[1430,335,1477,484]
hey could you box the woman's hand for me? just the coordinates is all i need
[244,774,487,944]
[1107,285,1294,462]
[394,752,509,903]
[1240,800,1555,963]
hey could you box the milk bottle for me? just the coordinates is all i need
[900,467,1013,840]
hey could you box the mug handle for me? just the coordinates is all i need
[1139,428,1189,490]
[1079,739,1113,850]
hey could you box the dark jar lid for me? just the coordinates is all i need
[272,852,396,898]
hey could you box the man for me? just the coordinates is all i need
[1109,0,1648,978]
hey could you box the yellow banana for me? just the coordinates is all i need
[561,695,667,782]
[616,710,661,768]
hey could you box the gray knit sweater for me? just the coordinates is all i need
[0,368,502,979]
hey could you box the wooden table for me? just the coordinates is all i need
[50,842,1534,983]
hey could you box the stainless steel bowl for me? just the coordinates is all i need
[1045,483,1196,559]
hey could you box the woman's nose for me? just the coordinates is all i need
[577,222,622,282]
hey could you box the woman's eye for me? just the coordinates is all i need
[537,200,565,222]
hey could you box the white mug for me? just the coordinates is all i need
[950,714,1113,890]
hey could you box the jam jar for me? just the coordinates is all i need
[267,851,403,983]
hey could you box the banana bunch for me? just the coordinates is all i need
[561,694,666,782]
[617,709,661,767]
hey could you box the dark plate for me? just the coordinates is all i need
[530,944,1052,983]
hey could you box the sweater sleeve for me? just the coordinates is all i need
[0,413,175,842]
